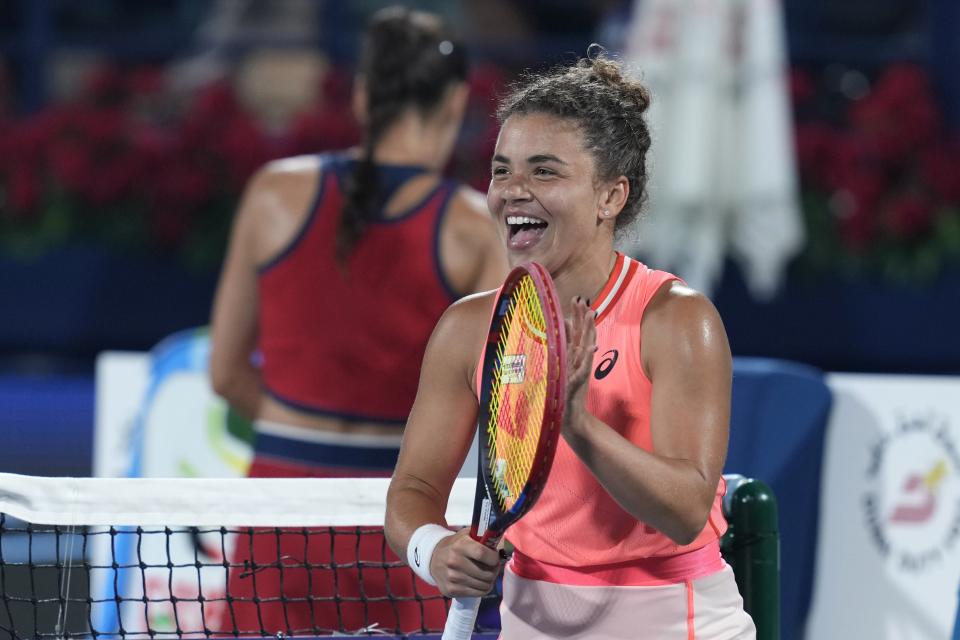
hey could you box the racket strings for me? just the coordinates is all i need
[487,276,549,512]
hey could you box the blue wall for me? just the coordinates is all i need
[0,374,94,476]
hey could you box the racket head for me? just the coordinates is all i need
[474,261,566,540]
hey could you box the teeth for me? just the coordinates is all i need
[506,215,546,225]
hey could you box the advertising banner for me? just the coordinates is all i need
[92,329,252,635]
[807,374,960,639]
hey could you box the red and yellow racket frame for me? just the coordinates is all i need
[443,262,566,640]
[470,261,567,545]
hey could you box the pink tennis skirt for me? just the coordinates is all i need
[499,561,756,639]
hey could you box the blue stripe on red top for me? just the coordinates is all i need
[254,431,400,470]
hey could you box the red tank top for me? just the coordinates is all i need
[257,155,459,422]
[491,254,727,571]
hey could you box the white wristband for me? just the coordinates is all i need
[406,523,455,586]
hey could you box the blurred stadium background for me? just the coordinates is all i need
[0,1,958,639]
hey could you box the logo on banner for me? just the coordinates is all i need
[862,413,960,572]
[92,328,254,635]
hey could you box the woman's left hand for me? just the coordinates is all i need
[562,297,597,437]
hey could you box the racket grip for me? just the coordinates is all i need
[442,596,481,640]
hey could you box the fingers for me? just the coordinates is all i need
[567,296,598,379]
[431,529,503,598]
[569,296,583,346]
[583,304,597,355]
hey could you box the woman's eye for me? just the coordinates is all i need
[492,166,509,177]
[534,167,555,177]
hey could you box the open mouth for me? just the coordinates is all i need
[506,215,548,249]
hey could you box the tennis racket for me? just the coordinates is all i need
[442,262,567,640]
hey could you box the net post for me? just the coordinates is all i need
[720,475,780,640]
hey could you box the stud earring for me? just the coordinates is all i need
[602,209,610,218]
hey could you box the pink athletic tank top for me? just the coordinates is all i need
[493,253,727,571]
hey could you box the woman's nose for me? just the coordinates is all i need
[501,174,532,201]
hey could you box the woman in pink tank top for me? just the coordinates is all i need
[385,49,756,639]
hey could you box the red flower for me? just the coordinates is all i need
[287,106,360,156]
[153,164,213,208]
[28,105,81,149]
[79,108,128,149]
[126,66,165,98]
[47,141,94,192]
[128,124,176,181]
[831,169,885,251]
[83,155,137,206]
[849,97,909,164]
[838,210,874,253]
[794,123,836,186]
[191,81,240,125]
[883,193,935,240]
[920,140,960,204]
[218,114,271,189]
[84,65,126,107]
[825,134,875,192]
[6,166,41,218]
[0,121,12,173]
[11,110,70,168]
[849,64,941,164]
[320,68,353,107]
[176,82,243,156]
[789,68,816,106]
[469,63,506,110]
[872,64,928,103]
[796,125,881,195]
[147,206,190,249]
[0,62,11,119]
[899,94,940,149]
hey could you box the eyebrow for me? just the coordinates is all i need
[491,153,568,165]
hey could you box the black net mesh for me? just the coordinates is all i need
[0,515,501,639]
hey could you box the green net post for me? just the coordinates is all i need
[720,475,780,640]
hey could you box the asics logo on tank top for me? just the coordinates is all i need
[594,349,619,380]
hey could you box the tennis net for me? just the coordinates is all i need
[0,473,499,639]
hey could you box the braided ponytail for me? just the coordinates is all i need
[336,7,467,262]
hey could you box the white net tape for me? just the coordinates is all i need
[0,473,475,527]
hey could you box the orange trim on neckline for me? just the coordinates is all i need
[591,253,638,324]
[590,253,624,312]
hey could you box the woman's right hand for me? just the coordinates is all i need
[429,528,502,597]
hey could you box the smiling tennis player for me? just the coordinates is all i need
[386,49,756,639]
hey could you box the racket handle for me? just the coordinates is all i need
[442,596,481,640]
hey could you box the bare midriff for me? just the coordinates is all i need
[258,395,406,436]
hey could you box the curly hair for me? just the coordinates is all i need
[496,48,652,234]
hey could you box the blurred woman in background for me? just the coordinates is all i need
[208,6,506,635]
